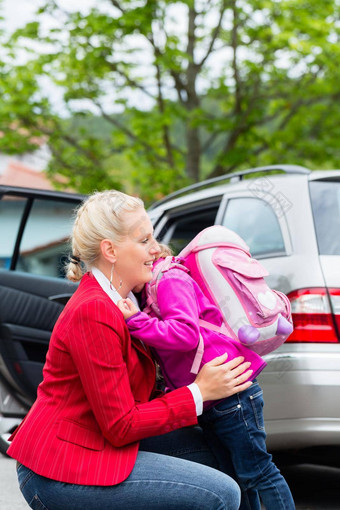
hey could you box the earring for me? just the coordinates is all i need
[110,264,123,292]
[109,264,114,291]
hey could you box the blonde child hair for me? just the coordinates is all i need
[156,243,173,259]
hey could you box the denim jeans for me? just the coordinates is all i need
[199,382,295,510]
[17,426,241,510]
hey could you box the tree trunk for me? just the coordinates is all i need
[185,4,200,182]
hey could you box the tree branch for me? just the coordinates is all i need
[19,115,102,164]
[94,101,180,165]
[105,61,156,100]
[231,0,242,115]
[145,28,175,168]
[197,0,228,69]
[107,0,125,14]
[169,70,187,104]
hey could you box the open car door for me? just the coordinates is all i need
[0,186,84,454]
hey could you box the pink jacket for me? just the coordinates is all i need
[127,266,266,393]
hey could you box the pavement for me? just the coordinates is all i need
[1,453,340,509]
[0,456,27,510]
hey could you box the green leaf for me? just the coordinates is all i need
[1,0,339,199]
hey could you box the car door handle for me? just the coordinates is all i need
[48,293,73,305]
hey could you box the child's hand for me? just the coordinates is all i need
[117,298,139,319]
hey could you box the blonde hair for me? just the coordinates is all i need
[156,243,173,259]
[66,190,144,282]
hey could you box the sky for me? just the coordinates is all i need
[1,0,96,33]
[0,0,161,114]
[2,0,41,32]
[0,0,117,114]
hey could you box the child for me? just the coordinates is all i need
[118,246,295,510]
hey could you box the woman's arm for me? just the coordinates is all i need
[69,299,252,449]
[69,300,198,448]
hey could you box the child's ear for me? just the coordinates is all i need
[100,239,117,264]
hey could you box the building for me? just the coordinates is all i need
[0,144,53,189]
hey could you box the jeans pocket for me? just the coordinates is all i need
[213,401,242,420]
[249,389,265,431]
[29,494,49,510]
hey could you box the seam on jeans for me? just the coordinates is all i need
[246,466,289,510]
[52,478,235,506]
[249,389,262,399]
[19,469,35,491]
[120,479,235,509]
[237,407,291,509]
[160,447,210,456]
[28,493,49,510]
[249,390,265,431]
[211,403,242,418]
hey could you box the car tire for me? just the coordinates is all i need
[0,432,10,456]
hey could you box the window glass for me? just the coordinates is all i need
[160,207,218,254]
[0,195,27,269]
[18,199,77,277]
[222,198,285,257]
[310,181,340,255]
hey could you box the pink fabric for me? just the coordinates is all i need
[126,265,266,394]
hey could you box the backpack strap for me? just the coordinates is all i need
[144,257,188,315]
[143,258,208,375]
[199,319,229,336]
[189,320,229,375]
[180,241,250,257]
[190,333,205,374]
[190,319,232,374]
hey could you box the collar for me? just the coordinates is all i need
[91,267,140,309]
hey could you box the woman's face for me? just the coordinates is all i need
[113,208,161,296]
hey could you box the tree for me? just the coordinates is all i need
[0,0,339,202]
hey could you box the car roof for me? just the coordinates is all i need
[148,167,340,214]
[308,170,340,180]
[0,184,85,202]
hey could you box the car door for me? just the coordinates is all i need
[153,201,222,253]
[0,186,83,403]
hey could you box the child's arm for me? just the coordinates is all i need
[117,298,139,320]
[122,272,201,352]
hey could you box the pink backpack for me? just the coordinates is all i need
[145,225,293,361]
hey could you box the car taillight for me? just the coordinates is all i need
[287,288,340,343]
[329,288,340,335]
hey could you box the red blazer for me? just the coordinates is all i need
[8,273,197,485]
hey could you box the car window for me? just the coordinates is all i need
[0,193,79,278]
[310,181,340,255]
[0,195,27,269]
[17,199,77,277]
[158,206,219,254]
[221,197,285,257]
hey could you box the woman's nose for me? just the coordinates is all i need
[150,240,161,254]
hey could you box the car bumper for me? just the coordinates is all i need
[259,343,340,450]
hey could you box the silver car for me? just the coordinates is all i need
[148,165,340,454]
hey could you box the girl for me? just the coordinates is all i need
[118,244,295,510]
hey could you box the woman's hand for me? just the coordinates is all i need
[194,354,253,402]
[117,298,139,320]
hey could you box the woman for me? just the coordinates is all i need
[7,190,253,510]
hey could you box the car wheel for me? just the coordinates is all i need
[0,431,10,456]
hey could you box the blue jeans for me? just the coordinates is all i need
[199,382,295,510]
[17,426,241,510]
